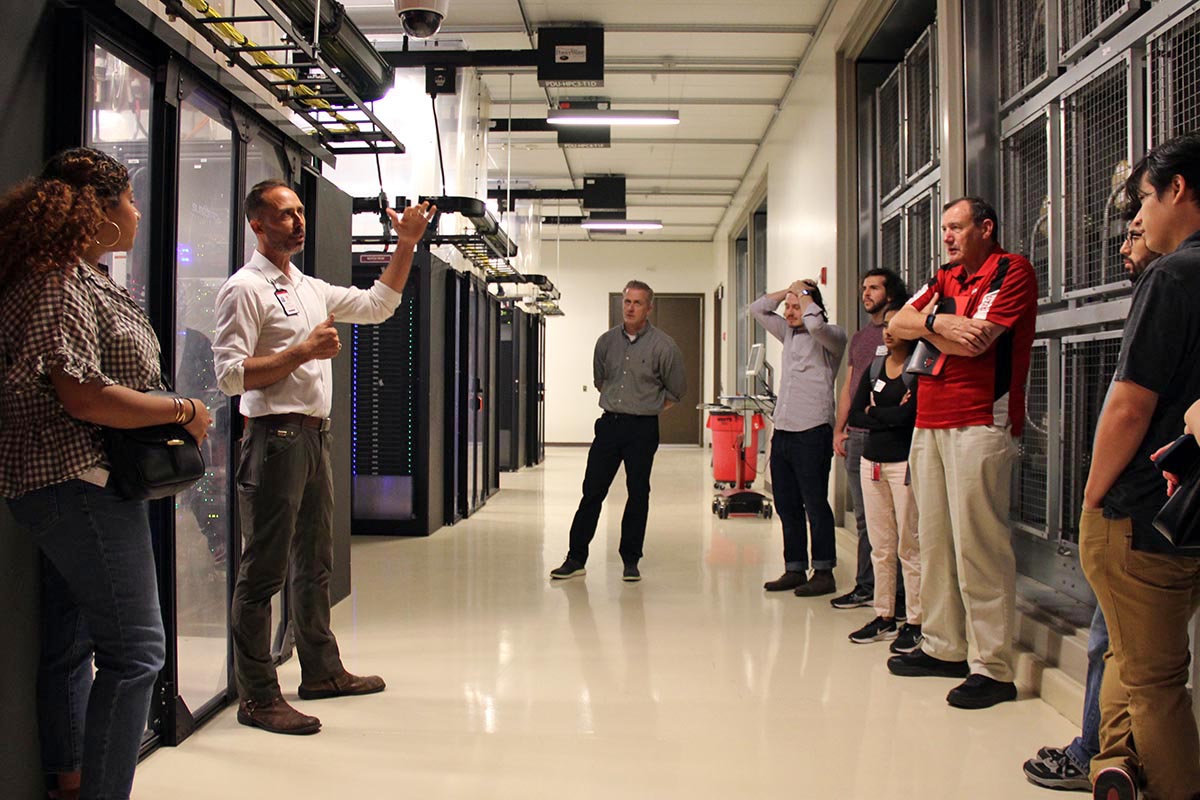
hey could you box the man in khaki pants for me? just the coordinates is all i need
[886,197,1037,709]
[1078,134,1200,800]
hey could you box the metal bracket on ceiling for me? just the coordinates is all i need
[161,0,406,163]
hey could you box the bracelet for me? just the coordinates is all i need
[183,398,197,425]
[172,396,186,425]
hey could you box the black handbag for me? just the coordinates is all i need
[104,390,206,501]
[1151,435,1200,556]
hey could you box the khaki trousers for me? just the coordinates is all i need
[908,426,1018,681]
[860,458,921,622]
[1079,508,1200,799]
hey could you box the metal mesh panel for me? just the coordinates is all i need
[1003,115,1052,300]
[904,193,934,288]
[1063,61,1131,294]
[880,214,903,280]
[1150,7,1200,145]
[1061,0,1127,58]
[1060,337,1122,541]
[878,69,903,200]
[1001,0,1049,103]
[1017,343,1050,528]
[906,34,935,177]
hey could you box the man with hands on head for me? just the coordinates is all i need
[886,197,1037,710]
[213,179,434,736]
[751,277,847,598]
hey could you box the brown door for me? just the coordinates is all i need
[609,292,704,445]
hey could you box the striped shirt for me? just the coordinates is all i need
[0,262,162,497]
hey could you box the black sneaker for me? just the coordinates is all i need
[849,616,898,644]
[622,564,641,582]
[830,587,872,609]
[549,558,586,580]
[1037,746,1065,762]
[946,674,1017,709]
[1022,747,1090,792]
[793,569,836,597]
[1092,766,1139,800]
[764,571,807,592]
[890,623,923,654]
[887,649,970,678]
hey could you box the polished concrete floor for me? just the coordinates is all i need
[135,446,1076,799]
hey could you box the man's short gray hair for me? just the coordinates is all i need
[624,279,654,305]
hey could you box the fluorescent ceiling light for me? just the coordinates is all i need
[546,108,680,126]
[580,219,664,231]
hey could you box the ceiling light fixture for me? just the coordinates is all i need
[580,218,664,231]
[546,108,680,126]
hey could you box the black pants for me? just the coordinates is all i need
[770,425,837,571]
[232,419,343,701]
[568,413,660,566]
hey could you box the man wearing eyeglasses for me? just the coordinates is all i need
[1077,133,1200,800]
[1021,215,1161,793]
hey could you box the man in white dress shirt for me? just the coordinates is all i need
[214,179,433,735]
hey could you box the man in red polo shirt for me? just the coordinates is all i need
[885,196,1038,709]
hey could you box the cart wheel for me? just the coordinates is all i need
[743,482,753,490]
[711,498,720,514]
[717,506,729,519]
[764,503,773,519]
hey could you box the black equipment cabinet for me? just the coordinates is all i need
[443,269,501,522]
[349,249,447,536]
[524,313,546,467]
[498,304,529,471]
[498,303,546,472]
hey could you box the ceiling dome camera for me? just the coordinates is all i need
[395,0,448,39]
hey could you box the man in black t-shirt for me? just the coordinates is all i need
[1079,133,1200,800]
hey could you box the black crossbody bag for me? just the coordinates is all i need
[103,386,206,501]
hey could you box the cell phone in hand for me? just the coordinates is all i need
[1153,433,1200,476]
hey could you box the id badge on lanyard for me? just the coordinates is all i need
[274,286,300,316]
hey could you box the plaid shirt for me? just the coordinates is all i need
[0,262,162,497]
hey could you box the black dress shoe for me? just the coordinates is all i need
[886,649,970,678]
[794,569,836,597]
[946,674,1017,709]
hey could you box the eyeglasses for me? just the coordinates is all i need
[1125,230,1143,243]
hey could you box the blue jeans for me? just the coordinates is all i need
[771,426,837,571]
[8,480,166,800]
[1064,605,1107,772]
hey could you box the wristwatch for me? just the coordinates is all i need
[925,313,937,333]
[800,289,811,296]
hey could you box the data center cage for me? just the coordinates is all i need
[996,1,1200,580]
[874,23,940,293]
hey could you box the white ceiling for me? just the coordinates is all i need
[341,0,833,241]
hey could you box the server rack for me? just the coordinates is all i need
[524,313,546,467]
[443,269,500,522]
[498,303,530,471]
[349,249,447,536]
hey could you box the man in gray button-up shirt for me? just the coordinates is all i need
[750,279,847,598]
[550,280,686,583]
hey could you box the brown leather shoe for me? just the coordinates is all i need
[298,670,386,700]
[794,569,836,597]
[237,696,321,735]
[764,570,808,592]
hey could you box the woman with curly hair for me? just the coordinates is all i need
[0,147,212,800]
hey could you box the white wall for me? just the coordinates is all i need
[541,240,721,443]
[714,0,872,382]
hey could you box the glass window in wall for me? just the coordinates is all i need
[175,89,235,716]
[243,137,289,264]
[87,43,153,309]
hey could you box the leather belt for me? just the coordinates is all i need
[254,413,330,431]
[602,411,654,419]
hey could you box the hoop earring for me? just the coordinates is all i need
[94,220,122,249]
